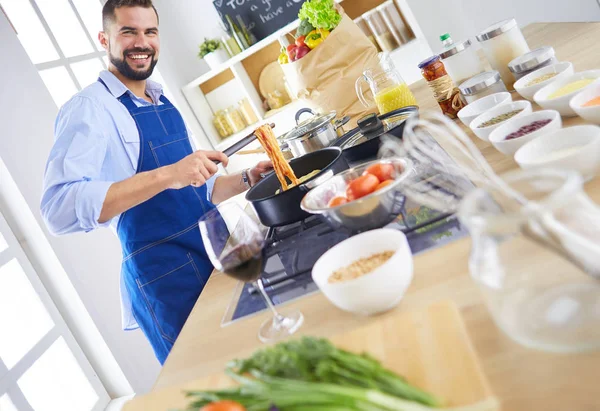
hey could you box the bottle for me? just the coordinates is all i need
[225,14,249,50]
[440,33,454,48]
[236,15,256,47]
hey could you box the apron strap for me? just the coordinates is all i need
[97,77,145,112]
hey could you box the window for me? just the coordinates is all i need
[0,212,110,410]
[1,0,171,109]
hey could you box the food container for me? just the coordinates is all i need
[418,55,463,118]
[280,108,349,158]
[488,109,562,156]
[212,110,233,139]
[439,37,486,85]
[311,228,413,315]
[569,82,600,124]
[533,70,600,117]
[354,16,381,52]
[300,157,412,232]
[508,46,557,81]
[223,106,245,133]
[376,0,411,45]
[458,71,508,104]
[457,91,512,127]
[476,19,530,90]
[469,100,532,142]
[362,9,398,52]
[238,98,258,126]
[513,61,574,101]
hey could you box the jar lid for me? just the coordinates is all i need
[282,111,336,141]
[476,19,517,42]
[418,55,440,69]
[508,46,555,73]
[439,39,473,59]
[458,71,502,95]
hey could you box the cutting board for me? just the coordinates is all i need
[123,301,498,411]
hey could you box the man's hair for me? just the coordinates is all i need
[102,0,159,32]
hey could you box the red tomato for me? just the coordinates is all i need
[295,35,306,47]
[364,163,395,183]
[286,44,297,53]
[328,196,349,207]
[200,401,246,411]
[375,179,394,191]
[346,174,379,201]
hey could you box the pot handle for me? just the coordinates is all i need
[333,116,350,130]
[295,108,316,125]
[299,169,335,192]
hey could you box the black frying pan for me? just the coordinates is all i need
[330,106,418,164]
[245,147,349,227]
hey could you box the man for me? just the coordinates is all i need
[41,0,271,364]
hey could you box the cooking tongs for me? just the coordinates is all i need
[214,123,275,164]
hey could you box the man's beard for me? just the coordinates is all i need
[109,47,158,81]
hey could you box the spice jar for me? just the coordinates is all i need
[213,110,232,139]
[376,0,410,46]
[354,16,381,52]
[223,107,245,133]
[458,71,508,104]
[476,19,530,91]
[362,9,398,52]
[418,55,464,119]
[508,46,557,81]
[439,34,486,85]
[238,98,258,125]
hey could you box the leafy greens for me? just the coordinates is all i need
[298,0,341,31]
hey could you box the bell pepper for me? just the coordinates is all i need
[305,28,330,49]
[278,47,289,64]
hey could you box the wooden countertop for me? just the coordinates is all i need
[153,23,600,410]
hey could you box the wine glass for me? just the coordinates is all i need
[198,202,304,342]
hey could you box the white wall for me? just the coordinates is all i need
[407,0,600,55]
[0,11,159,394]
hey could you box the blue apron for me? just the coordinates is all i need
[99,79,216,364]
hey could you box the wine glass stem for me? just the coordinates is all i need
[255,279,285,323]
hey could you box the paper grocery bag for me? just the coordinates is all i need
[281,13,380,128]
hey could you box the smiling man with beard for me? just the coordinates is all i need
[40,0,272,364]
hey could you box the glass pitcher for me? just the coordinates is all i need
[355,53,417,115]
[458,168,600,353]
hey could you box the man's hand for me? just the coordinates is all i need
[248,160,274,186]
[165,150,228,189]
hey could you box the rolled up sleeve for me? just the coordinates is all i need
[41,96,114,235]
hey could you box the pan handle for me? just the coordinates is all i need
[298,169,335,192]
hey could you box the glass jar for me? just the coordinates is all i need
[458,169,600,353]
[476,19,530,91]
[354,16,381,52]
[223,107,245,133]
[376,0,410,46]
[213,110,232,139]
[418,55,464,119]
[439,35,486,85]
[238,98,258,125]
[458,71,507,104]
[362,9,399,52]
[508,46,557,81]
[222,33,241,57]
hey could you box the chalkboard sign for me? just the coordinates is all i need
[212,0,304,42]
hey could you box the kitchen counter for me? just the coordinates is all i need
[130,23,600,410]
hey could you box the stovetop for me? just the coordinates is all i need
[221,196,468,326]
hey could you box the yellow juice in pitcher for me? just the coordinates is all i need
[374,83,417,114]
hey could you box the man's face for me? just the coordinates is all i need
[99,6,160,81]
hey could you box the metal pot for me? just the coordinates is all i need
[280,108,349,158]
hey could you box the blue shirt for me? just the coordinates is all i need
[41,70,217,236]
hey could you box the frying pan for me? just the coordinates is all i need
[245,147,349,227]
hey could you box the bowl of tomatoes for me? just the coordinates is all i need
[300,158,412,232]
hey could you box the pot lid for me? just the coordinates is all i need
[340,109,415,150]
[282,111,337,141]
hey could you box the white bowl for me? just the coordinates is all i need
[514,125,600,180]
[457,92,512,127]
[514,62,574,101]
[569,83,600,124]
[534,70,600,117]
[469,100,533,142]
[489,110,562,156]
[312,229,413,315]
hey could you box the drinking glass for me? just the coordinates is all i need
[198,202,304,342]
